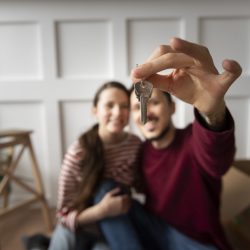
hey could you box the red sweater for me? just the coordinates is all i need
[142,109,235,250]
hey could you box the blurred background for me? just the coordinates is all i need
[0,0,250,249]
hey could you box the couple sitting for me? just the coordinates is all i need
[49,38,242,250]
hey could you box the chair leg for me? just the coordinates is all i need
[3,188,9,208]
[27,136,53,231]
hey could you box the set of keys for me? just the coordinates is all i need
[134,80,153,124]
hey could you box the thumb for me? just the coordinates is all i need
[220,59,242,88]
[108,187,121,196]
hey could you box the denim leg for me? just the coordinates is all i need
[92,242,111,250]
[167,227,218,250]
[94,179,144,250]
[129,201,218,250]
[129,201,170,250]
[48,224,76,250]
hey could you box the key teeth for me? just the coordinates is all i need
[134,80,153,125]
[141,118,145,124]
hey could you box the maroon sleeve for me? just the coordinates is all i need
[192,108,236,178]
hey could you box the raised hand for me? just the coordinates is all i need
[131,37,242,118]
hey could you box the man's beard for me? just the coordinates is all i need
[147,123,171,142]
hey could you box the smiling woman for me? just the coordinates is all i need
[48,81,143,250]
[92,86,130,143]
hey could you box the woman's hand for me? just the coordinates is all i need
[77,187,131,226]
[97,187,131,218]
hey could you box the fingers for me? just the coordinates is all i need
[170,37,210,63]
[107,187,121,196]
[131,52,193,82]
[120,195,131,212]
[145,45,173,62]
[111,194,131,213]
[131,45,173,83]
[143,74,172,91]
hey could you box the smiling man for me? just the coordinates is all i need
[129,37,242,250]
[131,89,175,148]
[130,88,234,250]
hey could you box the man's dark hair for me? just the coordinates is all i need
[162,91,172,103]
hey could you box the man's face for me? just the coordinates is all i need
[130,88,175,140]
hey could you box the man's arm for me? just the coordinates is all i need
[198,101,226,131]
[193,107,235,177]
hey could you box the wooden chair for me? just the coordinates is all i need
[0,129,52,230]
[0,147,13,208]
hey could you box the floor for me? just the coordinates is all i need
[224,222,250,250]
[0,206,55,250]
[0,205,250,250]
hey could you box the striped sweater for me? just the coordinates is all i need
[56,133,142,231]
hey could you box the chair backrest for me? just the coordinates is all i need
[232,160,250,176]
[221,159,250,222]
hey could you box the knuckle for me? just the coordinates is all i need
[157,45,168,54]
[200,45,210,55]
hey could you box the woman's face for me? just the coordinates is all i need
[93,87,130,137]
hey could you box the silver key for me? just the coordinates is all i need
[134,80,153,124]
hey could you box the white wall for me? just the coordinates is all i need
[0,0,249,207]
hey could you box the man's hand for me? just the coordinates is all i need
[131,37,242,123]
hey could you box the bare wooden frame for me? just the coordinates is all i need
[0,130,52,230]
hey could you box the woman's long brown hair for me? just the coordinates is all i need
[72,81,130,211]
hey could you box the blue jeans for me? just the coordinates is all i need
[48,223,110,250]
[95,179,218,250]
[94,179,144,250]
[48,224,76,250]
[129,201,217,250]
[49,179,218,250]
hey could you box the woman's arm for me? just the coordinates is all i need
[57,141,132,229]
[76,187,131,226]
[56,141,85,231]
